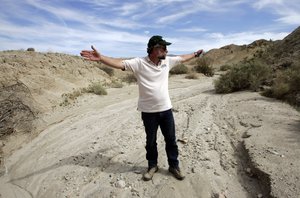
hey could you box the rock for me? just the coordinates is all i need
[217,191,228,198]
[115,180,126,188]
[214,171,220,176]
[178,137,188,144]
[246,167,254,177]
[257,193,263,198]
[250,123,262,128]
[191,167,195,173]
[267,149,279,155]
[239,121,248,127]
[242,132,251,138]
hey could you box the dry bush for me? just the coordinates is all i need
[109,80,123,88]
[100,66,114,77]
[185,73,198,79]
[27,48,35,52]
[122,73,137,84]
[170,63,188,75]
[60,82,108,106]
[85,82,107,95]
[60,90,83,106]
[0,82,36,137]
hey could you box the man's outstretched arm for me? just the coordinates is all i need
[80,45,125,70]
[179,49,204,63]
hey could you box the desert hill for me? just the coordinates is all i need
[0,52,116,138]
[262,26,300,69]
[203,39,272,69]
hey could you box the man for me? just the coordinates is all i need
[80,35,203,181]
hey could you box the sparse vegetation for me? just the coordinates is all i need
[194,57,214,76]
[85,82,107,95]
[213,27,300,108]
[122,73,137,84]
[263,64,300,106]
[60,90,83,106]
[60,82,107,106]
[219,64,232,71]
[100,77,124,88]
[100,66,114,76]
[170,63,188,75]
[107,79,123,88]
[214,60,271,93]
[185,73,198,79]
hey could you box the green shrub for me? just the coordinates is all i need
[288,65,300,93]
[170,63,188,75]
[214,60,271,93]
[263,64,300,106]
[220,64,232,71]
[194,57,214,76]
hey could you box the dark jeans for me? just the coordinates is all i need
[141,109,179,169]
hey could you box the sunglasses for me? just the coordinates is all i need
[154,45,167,51]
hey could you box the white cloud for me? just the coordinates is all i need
[167,31,289,55]
[205,31,289,50]
[253,0,283,9]
[116,3,141,16]
[157,9,197,24]
[177,27,208,32]
[277,14,300,25]
[252,0,300,25]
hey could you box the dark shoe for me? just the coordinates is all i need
[168,167,185,180]
[143,166,158,181]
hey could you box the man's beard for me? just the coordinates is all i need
[158,55,166,60]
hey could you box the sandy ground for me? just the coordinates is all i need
[0,75,299,198]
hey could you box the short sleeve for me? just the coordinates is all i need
[122,58,140,73]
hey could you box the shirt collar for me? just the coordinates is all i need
[146,56,162,66]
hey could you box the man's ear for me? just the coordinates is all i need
[147,47,153,54]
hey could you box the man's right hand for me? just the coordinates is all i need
[80,45,101,61]
[194,49,204,57]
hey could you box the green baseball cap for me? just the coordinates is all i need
[147,35,172,48]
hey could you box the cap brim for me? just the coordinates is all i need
[162,41,172,46]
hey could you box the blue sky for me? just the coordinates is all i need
[0,0,299,57]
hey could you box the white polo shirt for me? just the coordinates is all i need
[122,56,183,113]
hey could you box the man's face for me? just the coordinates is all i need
[153,45,168,60]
